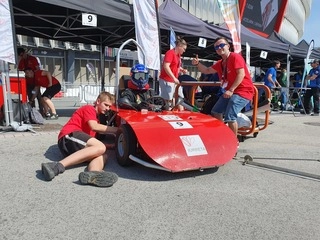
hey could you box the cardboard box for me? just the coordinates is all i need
[109,67,131,89]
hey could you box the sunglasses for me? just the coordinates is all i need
[214,43,227,50]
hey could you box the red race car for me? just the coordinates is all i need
[107,39,238,172]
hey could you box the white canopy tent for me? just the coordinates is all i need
[0,0,17,127]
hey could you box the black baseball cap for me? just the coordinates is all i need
[309,59,319,64]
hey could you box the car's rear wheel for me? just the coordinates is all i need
[115,124,137,166]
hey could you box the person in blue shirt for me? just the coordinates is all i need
[264,60,281,89]
[301,59,320,116]
[293,69,303,88]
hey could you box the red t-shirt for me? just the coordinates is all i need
[34,70,59,87]
[18,55,39,71]
[58,105,98,140]
[159,49,181,82]
[25,77,36,86]
[212,52,254,100]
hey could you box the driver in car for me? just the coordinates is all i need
[118,64,154,110]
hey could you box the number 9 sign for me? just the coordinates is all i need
[82,13,97,27]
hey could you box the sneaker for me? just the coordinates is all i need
[310,112,319,116]
[41,162,65,181]
[78,171,118,187]
[47,114,59,120]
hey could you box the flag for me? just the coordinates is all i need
[217,0,241,53]
[132,0,160,70]
[301,40,314,88]
[170,27,176,49]
[0,0,16,64]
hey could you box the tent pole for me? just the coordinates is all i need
[17,70,23,125]
[100,41,105,92]
[0,61,14,126]
[154,0,161,94]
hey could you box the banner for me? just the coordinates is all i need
[170,27,176,49]
[0,0,16,64]
[132,0,160,70]
[241,0,287,37]
[301,40,314,88]
[217,0,241,53]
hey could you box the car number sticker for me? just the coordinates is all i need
[158,115,182,121]
[168,121,192,129]
[180,135,208,156]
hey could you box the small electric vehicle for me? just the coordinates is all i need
[110,39,238,172]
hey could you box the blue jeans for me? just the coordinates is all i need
[280,87,289,108]
[211,94,250,122]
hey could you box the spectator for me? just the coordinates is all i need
[279,67,288,110]
[24,68,61,120]
[192,37,254,138]
[255,72,265,82]
[263,60,281,89]
[41,91,118,187]
[159,36,187,110]
[301,59,320,116]
[293,69,303,88]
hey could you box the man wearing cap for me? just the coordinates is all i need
[301,59,320,116]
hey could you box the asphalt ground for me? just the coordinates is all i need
[1,102,320,240]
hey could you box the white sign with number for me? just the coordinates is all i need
[82,13,97,27]
[198,37,207,48]
[260,51,268,59]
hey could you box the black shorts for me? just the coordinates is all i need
[42,82,61,99]
[58,131,92,157]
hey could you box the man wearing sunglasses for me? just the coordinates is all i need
[192,37,254,138]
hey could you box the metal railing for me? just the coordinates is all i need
[52,83,116,106]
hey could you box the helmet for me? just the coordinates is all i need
[130,64,149,89]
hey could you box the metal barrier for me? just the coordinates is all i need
[53,83,116,106]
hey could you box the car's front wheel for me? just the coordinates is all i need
[115,124,137,166]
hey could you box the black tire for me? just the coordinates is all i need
[115,124,137,166]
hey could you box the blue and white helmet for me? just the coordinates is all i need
[130,64,149,89]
